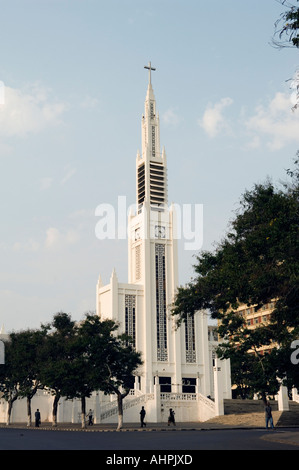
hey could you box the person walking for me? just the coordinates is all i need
[86,409,93,426]
[35,409,41,427]
[168,408,175,426]
[265,401,274,429]
[140,406,146,427]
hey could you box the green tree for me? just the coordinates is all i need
[38,312,77,426]
[15,329,46,427]
[101,335,142,431]
[44,314,95,429]
[273,0,299,48]
[77,314,142,430]
[40,312,142,430]
[272,1,299,110]
[0,312,142,429]
[0,338,21,425]
[0,329,45,426]
[172,162,299,402]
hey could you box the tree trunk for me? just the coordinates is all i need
[52,393,61,427]
[6,395,18,426]
[6,400,13,426]
[81,396,86,429]
[117,392,123,431]
[27,396,32,427]
[261,391,267,405]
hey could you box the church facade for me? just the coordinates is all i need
[95,63,231,422]
[0,64,231,425]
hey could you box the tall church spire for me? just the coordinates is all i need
[144,61,156,86]
[137,62,167,212]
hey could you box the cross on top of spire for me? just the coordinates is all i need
[144,61,156,86]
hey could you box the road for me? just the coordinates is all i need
[0,427,297,452]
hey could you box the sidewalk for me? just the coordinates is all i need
[0,421,244,432]
[1,414,299,447]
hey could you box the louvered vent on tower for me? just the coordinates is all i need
[150,162,165,209]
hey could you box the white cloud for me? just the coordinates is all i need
[245,135,261,150]
[61,167,76,185]
[0,142,13,156]
[199,92,299,151]
[80,95,99,109]
[13,239,40,252]
[10,226,81,254]
[45,227,80,249]
[162,108,180,126]
[0,84,67,137]
[39,177,53,190]
[39,167,76,190]
[245,92,299,150]
[69,209,94,219]
[45,227,60,248]
[199,97,233,138]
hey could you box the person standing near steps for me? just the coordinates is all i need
[140,406,146,427]
[168,408,175,426]
[35,409,41,427]
[265,401,275,429]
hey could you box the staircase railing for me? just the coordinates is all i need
[100,390,216,421]
[160,392,215,412]
[160,392,198,402]
[100,392,154,421]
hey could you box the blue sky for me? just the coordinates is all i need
[0,0,298,331]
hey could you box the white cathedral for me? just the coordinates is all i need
[95,63,231,423]
[0,64,231,425]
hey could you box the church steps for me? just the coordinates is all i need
[100,392,216,423]
[224,399,299,415]
[100,393,154,421]
[276,409,299,427]
[224,399,277,415]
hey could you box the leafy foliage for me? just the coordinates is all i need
[273,0,299,48]
[0,312,142,428]
[172,160,299,398]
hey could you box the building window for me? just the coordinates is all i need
[135,245,141,281]
[182,378,196,394]
[137,163,145,208]
[152,126,156,157]
[159,376,171,393]
[150,102,155,119]
[155,244,168,361]
[125,294,136,348]
[185,314,196,363]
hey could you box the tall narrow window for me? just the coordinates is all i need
[185,314,196,363]
[125,294,136,348]
[137,163,145,207]
[155,244,167,361]
[135,245,141,281]
[151,126,156,157]
[150,102,155,119]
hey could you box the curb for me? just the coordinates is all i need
[2,424,299,433]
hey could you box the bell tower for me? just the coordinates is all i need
[96,62,231,407]
[128,63,180,392]
[137,62,167,213]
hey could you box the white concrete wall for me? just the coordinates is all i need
[0,391,216,424]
